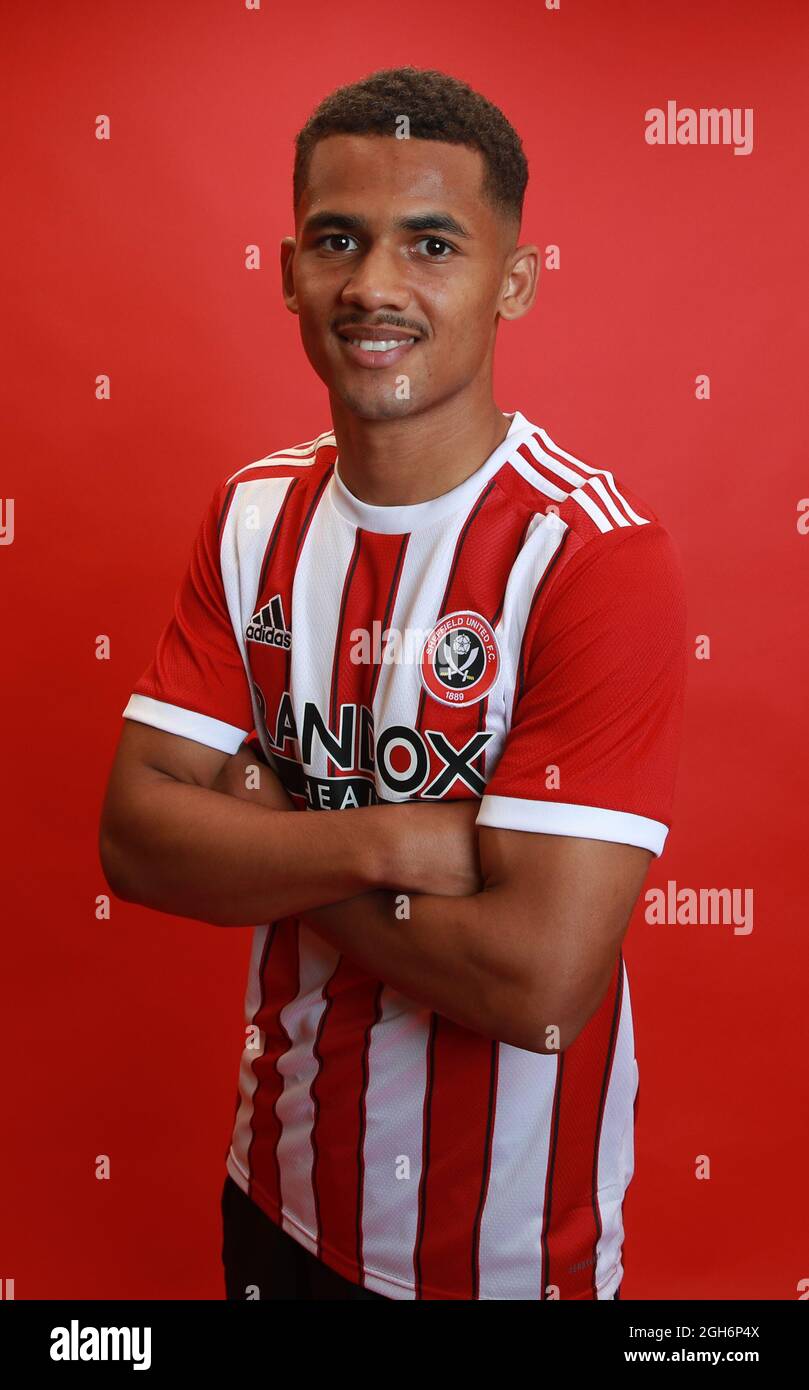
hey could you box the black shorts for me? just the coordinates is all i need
[221,1175,623,1300]
[221,1175,387,1300]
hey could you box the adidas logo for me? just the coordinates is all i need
[246,593,292,650]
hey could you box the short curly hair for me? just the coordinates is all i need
[293,66,528,228]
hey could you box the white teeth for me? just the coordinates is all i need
[348,338,416,352]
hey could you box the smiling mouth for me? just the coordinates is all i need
[334,330,422,370]
[346,336,417,352]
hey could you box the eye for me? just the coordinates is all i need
[316,233,359,253]
[415,237,456,259]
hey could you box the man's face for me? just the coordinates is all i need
[281,134,519,421]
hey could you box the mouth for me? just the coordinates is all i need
[334,326,422,370]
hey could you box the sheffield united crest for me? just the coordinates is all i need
[420,611,501,707]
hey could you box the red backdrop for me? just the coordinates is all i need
[2,0,806,1299]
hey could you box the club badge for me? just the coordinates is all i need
[420,610,501,707]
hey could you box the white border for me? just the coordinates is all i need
[476,793,668,856]
[122,693,249,755]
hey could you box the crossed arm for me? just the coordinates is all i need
[208,744,653,1054]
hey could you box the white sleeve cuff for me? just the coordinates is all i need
[122,693,250,755]
[476,793,669,856]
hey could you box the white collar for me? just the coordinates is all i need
[328,409,538,534]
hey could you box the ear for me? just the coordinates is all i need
[280,236,299,315]
[498,243,539,322]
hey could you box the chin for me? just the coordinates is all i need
[335,385,423,421]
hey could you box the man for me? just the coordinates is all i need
[99,66,688,1301]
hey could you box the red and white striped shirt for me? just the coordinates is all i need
[123,408,687,1299]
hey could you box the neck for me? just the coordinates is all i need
[329,383,512,507]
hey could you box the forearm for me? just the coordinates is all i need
[183,743,525,1033]
[102,771,400,928]
[301,888,547,1052]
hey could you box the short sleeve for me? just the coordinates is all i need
[476,522,688,856]
[122,478,255,753]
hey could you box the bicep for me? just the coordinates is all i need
[101,721,231,840]
[477,825,653,1043]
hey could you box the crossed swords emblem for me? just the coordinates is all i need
[438,634,479,684]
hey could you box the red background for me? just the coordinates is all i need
[2,0,806,1299]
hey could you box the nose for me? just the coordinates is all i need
[339,241,411,314]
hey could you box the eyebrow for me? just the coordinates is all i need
[301,210,473,240]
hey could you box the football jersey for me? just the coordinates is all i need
[122,408,688,1300]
